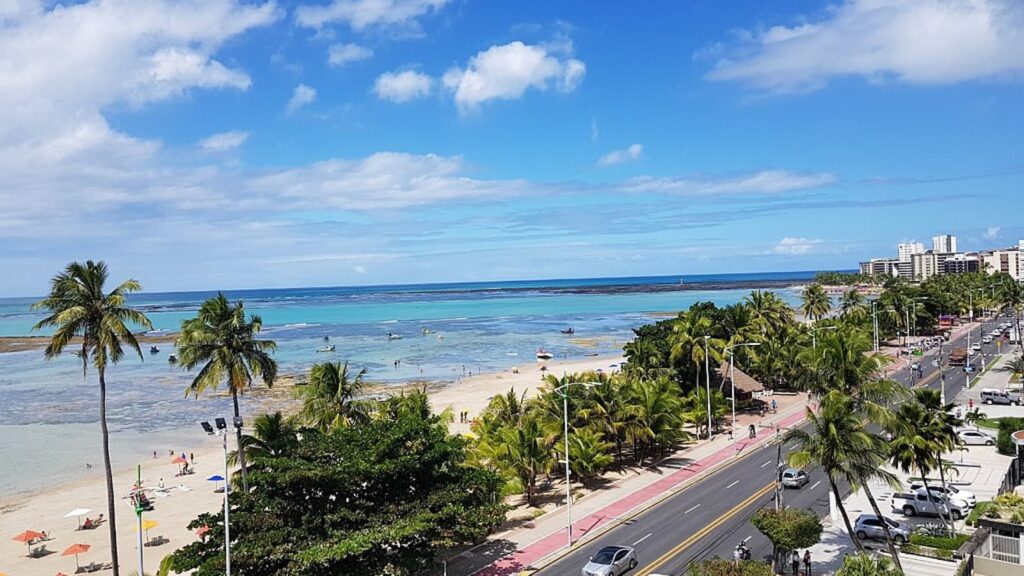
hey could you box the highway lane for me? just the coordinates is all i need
[535,316,1009,576]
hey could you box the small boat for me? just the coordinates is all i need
[560,327,574,334]
[72,350,84,358]
[536,348,554,360]
[422,327,434,335]
[149,346,160,354]
[323,336,330,342]
[387,332,403,341]
[168,354,178,363]
[316,344,335,353]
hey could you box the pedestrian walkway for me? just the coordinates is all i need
[457,403,809,576]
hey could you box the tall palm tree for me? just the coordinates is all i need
[32,261,152,576]
[577,377,629,468]
[556,427,614,489]
[229,411,299,466]
[744,290,793,337]
[670,316,725,392]
[622,377,687,464]
[887,398,955,535]
[801,284,832,322]
[298,361,369,431]
[785,392,868,553]
[493,416,552,507]
[999,281,1024,355]
[176,293,277,492]
[912,388,963,535]
[839,288,867,320]
[835,552,901,576]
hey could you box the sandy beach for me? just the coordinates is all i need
[0,353,623,576]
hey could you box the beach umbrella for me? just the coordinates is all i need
[207,474,224,492]
[135,519,159,541]
[62,543,90,569]
[12,530,44,555]
[64,507,91,530]
[170,456,187,465]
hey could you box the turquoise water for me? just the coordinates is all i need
[0,273,809,496]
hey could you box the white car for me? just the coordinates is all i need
[582,545,638,576]
[983,337,993,344]
[910,483,977,507]
[958,429,995,446]
[972,343,982,352]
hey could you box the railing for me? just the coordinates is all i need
[989,534,1020,564]
[997,458,1021,495]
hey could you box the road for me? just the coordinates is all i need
[535,316,1009,576]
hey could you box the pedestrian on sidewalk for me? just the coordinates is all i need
[791,550,800,576]
[771,398,777,413]
[803,550,811,576]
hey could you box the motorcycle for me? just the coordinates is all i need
[735,543,751,561]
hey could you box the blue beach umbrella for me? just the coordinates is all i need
[207,475,225,492]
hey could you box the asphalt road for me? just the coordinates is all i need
[535,315,1012,576]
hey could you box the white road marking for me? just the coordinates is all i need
[727,480,740,489]
[685,504,702,514]
[810,481,822,490]
[633,533,652,546]
[743,536,752,543]
[761,460,772,468]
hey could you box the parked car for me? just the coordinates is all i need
[972,343,982,352]
[582,545,638,576]
[909,483,977,507]
[980,389,1020,406]
[854,514,911,544]
[891,490,969,520]
[958,429,996,445]
[781,468,810,488]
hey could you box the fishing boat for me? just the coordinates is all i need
[535,348,554,360]
[316,344,335,353]
[168,354,178,363]
[560,327,574,334]
[150,345,160,354]
[422,327,434,335]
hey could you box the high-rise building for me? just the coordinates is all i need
[933,234,957,254]
[897,241,925,262]
[982,248,1022,281]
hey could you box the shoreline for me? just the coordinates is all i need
[0,352,623,575]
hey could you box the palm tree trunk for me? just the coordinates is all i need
[829,475,865,552]
[919,473,954,536]
[933,460,957,536]
[232,390,249,492]
[99,368,121,576]
[861,481,902,571]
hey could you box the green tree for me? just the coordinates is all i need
[751,507,823,572]
[1009,356,1024,377]
[1000,281,1024,355]
[556,427,614,488]
[745,290,794,338]
[33,261,152,576]
[298,361,370,431]
[687,558,773,576]
[490,416,552,507]
[176,293,278,492]
[839,288,867,320]
[835,553,902,576]
[801,284,832,322]
[623,376,688,464]
[229,411,299,466]
[160,406,506,576]
[887,396,956,535]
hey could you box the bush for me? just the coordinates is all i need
[910,533,970,551]
[995,417,1024,456]
[936,549,955,560]
[687,558,773,576]
[967,501,998,526]
[994,492,1024,507]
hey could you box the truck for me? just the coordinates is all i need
[890,490,970,520]
[948,347,968,367]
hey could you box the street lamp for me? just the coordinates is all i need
[810,325,837,350]
[725,342,761,440]
[553,381,599,548]
[201,418,232,576]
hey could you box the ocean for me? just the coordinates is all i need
[0,272,813,496]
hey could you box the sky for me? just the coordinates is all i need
[2,0,1024,297]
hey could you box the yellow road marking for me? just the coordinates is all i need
[636,482,776,576]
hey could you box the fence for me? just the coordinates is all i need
[998,458,1021,495]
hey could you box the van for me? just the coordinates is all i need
[981,388,1020,406]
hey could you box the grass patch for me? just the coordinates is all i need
[975,418,1001,430]
[967,501,998,526]
[910,533,970,551]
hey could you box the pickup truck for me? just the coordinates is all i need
[891,490,969,520]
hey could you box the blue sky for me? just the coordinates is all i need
[2,0,1023,296]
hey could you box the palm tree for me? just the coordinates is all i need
[298,361,369,431]
[229,411,298,466]
[999,281,1024,355]
[835,553,901,576]
[577,377,630,468]
[839,288,867,320]
[914,388,963,535]
[622,377,687,464]
[745,290,793,337]
[804,329,905,421]
[1008,356,1024,377]
[556,428,614,488]
[176,294,278,492]
[493,416,552,507]
[32,261,152,576]
[801,284,832,322]
[887,397,956,535]
[785,392,868,553]
[670,316,725,392]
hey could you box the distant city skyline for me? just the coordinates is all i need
[2,0,1023,297]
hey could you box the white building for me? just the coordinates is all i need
[932,234,957,254]
[982,248,1022,281]
[897,241,925,262]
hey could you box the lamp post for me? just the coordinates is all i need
[703,335,712,439]
[725,342,761,440]
[201,418,232,576]
[811,325,837,350]
[554,381,599,548]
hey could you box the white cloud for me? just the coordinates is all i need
[623,170,837,196]
[353,265,367,274]
[985,226,1001,239]
[286,84,317,113]
[598,144,643,167]
[704,0,1024,93]
[771,237,823,255]
[442,41,586,112]
[197,130,251,152]
[373,70,433,103]
[295,0,450,31]
[328,42,373,66]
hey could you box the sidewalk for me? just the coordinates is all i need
[453,397,809,576]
